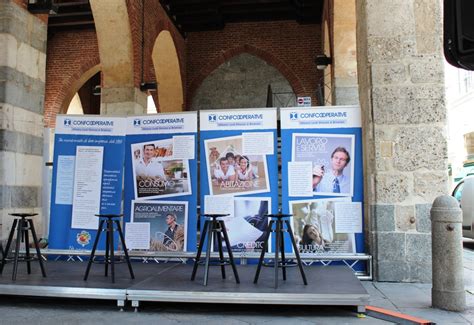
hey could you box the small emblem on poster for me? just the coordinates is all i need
[76,230,91,246]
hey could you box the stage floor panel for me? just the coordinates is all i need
[128,264,369,306]
[0,260,173,301]
[0,261,369,308]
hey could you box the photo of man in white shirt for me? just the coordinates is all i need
[214,157,236,182]
[135,143,166,179]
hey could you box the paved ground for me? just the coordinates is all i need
[0,243,472,324]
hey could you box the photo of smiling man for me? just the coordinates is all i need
[312,147,351,194]
[292,133,355,197]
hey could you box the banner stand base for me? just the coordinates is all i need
[0,261,368,311]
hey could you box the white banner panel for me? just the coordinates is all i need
[200,108,277,131]
[126,112,197,135]
[55,115,126,136]
[280,106,361,129]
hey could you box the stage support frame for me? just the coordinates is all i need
[40,249,372,280]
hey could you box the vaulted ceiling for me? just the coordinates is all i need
[47,1,94,32]
[41,0,323,35]
[160,0,324,34]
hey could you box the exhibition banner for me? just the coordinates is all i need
[49,115,126,250]
[123,112,198,252]
[199,108,279,253]
[280,106,365,256]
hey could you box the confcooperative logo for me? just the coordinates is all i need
[64,119,72,126]
[133,119,141,127]
[208,114,217,122]
[290,112,298,120]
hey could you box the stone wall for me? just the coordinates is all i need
[186,21,321,108]
[0,1,47,238]
[191,53,295,110]
[356,0,448,282]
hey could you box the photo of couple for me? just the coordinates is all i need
[205,135,270,196]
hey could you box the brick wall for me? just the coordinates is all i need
[186,21,321,108]
[44,30,100,127]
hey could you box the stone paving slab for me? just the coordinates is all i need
[398,307,470,324]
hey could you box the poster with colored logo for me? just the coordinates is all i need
[281,106,365,257]
[49,115,126,250]
[124,112,198,253]
[200,108,279,253]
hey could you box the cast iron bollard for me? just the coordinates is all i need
[431,195,466,311]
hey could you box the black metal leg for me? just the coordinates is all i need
[115,220,135,279]
[274,219,281,289]
[191,220,209,281]
[104,223,110,277]
[203,219,214,286]
[24,220,31,274]
[1,219,18,274]
[220,220,239,284]
[28,219,46,278]
[285,220,307,285]
[254,220,273,284]
[84,219,105,281]
[108,219,115,283]
[216,225,226,279]
[280,220,286,281]
[12,218,22,281]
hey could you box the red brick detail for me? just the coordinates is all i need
[126,0,186,112]
[44,30,100,128]
[186,21,322,108]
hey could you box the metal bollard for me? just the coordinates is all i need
[430,195,466,311]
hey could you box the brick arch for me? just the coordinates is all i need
[44,55,100,128]
[187,44,306,108]
[152,30,184,112]
[60,61,101,114]
[144,18,186,112]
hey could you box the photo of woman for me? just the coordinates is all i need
[237,155,254,181]
[289,198,356,254]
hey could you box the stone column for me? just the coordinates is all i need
[100,87,147,115]
[356,0,448,281]
[89,0,147,116]
[0,1,47,238]
[332,0,359,105]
